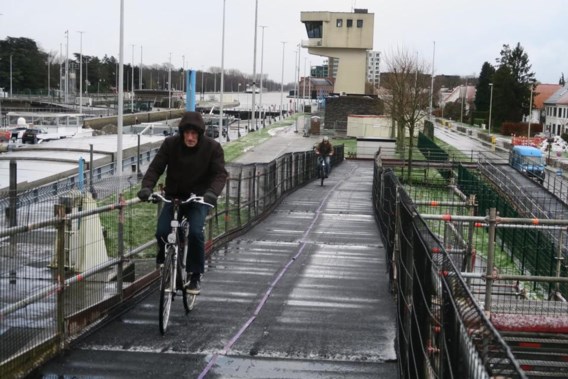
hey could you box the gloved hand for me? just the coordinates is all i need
[137,187,152,201]
[203,190,218,207]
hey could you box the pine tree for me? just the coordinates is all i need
[474,62,495,112]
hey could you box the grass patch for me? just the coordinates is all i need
[223,113,304,162]
[331,136,356,157]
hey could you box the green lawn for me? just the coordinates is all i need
[223,114,304,162]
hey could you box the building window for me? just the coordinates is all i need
[336,19,343,27]
[346,19,353,27]
[357,19,363,28]
[304,21,322,38]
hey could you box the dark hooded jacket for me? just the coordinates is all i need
[141,111,228,198]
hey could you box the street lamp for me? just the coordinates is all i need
[280,41,286,119]
[168,52,172,108]
[251,0,259,131]
[140,46,143,90]
[78,31,85,114]
[9,54,13,97]
[131,44,135,113]
[259,25,267,127]
[527,84,534,138]
[219,0,226,142]
[488,83,494,133]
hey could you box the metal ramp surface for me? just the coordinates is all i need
[33,160,398,379]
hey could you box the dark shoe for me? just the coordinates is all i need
[186,279,201,295]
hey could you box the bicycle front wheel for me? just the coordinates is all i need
[159,248,175,335]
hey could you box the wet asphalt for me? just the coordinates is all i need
[32,124,399,378]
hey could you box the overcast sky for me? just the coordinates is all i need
[2,0,566,85]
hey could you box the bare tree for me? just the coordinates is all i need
[382,47,431,181]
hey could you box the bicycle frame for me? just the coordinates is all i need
[150,192,212,334]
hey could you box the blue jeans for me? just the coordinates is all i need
[156,202,209,274]
[318,156,331,176]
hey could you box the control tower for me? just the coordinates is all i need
[301,9,374,95]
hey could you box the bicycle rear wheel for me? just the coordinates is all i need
[159,248,175,335]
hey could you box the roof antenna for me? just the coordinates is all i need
[351,0,356,11]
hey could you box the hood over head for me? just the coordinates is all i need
[178,111,205,135]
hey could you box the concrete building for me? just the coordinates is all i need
[301,9,374,95]
[367,51,380,88]
[298,77,334,99]
[543,85,568,136]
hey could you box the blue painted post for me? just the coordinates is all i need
[186,69,196,111]
[78,157,84,192]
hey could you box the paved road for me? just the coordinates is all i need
[32,134,399,378]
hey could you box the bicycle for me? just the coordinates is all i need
[148,192,213,335]
[316,153,330,186]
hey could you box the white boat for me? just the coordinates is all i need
[5,112,94,142]
[244,85,268,94]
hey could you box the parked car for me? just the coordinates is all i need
[22,128,48,144]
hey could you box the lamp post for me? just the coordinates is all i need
[65,30,69,103]
[259,25,267,125]
[9,54,12,97]
[117,0,125,181]
[140,46,143,89]
[302,57,307,112]
[219,0,226,142]
[527,84,534,138]
[488,83,494,134]
[78,31,85,114]
[200,67,205,101]
[296,44,301,114]
[131,44,135,113]
[460,84,464,124]
[280,41,286,119]
[251,0,259,131]
[182,54,185,93]
[168,52,172,109]
[47,53,51,97]
[429,41,435,120]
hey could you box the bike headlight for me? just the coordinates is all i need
[167,233,177,244]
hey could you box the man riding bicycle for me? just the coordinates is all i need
[315,136,333,178]
[137,111,228,295]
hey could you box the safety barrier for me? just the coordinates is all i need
[0,145,344,378]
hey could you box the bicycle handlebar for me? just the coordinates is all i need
[148,192,214,208]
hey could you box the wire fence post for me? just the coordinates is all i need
[117,194,126,296]
[484,207,497,314]
[9,160,17,284]
[55,203,67,348]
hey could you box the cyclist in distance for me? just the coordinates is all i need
[137,111,228,295]
[315,136,333,178]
